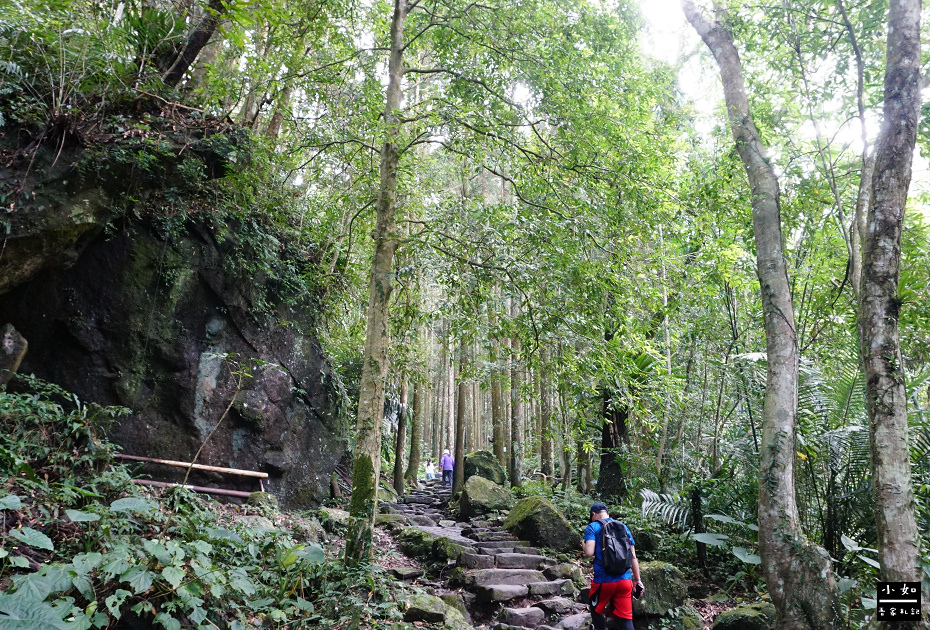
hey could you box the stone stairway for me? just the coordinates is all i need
[381,480,591,630]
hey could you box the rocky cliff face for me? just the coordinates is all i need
[0,124,348,509]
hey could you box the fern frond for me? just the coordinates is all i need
[640,488,690,530]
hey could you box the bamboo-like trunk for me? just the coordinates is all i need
[344,0,406,567]
[681,1,840,626]
[539,353,553,477]
[405,382,423,486]
[453,347,467,496]
[858,0,924,615]
[393,383,408,495]
[510,297,523,486]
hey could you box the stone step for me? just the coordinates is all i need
[460,553,496,569]
[466,568,547,587]
[474,583,529,602]
[531,597,577,615]
[474,540,529,549]
[478,547,513,555]
[500,606,546,628]
[494,553,553,570]
[469,532,518,542]
[526,579,577,597]
[509,546,542,555]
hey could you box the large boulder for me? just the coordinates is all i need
[632,562,688,617]
[712,602,776,630]
[0,128,346,510]
[397,526,468,564]
[460,475,514,518]
[502,496,580,553]
[464,450,507,485]
[403,593,473,629]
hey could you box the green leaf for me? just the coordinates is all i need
[0,592,70,629]
[303,543,325,564]
[105,589,131,619]
[0,496,22,510]
[9,527,54,551]
[155,612,181,630]
[121,567,153,594]
[731,546,761,564]
[109,498,156,514]
[858,555,880,569]
[65,510,100,523]
[162,565,185,589]
[840,533,861,551]
[691,532,728,547]
[70,553,103,575]
[8,557,29,568]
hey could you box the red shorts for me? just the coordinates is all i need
[589,579,632,619]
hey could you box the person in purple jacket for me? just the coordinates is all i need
[439,449,454,487]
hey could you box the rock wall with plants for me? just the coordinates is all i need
[0,118,349,509]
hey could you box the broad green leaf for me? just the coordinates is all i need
[66,510,100,523]
[731,547,761,564]
[162,565,185,589]
[72,575,93,599]
[9,527,54,551]
[105,589,131,619]
[0,592,70,629]
[691,532,728,547]
[121,567,153,594]
[0,549,7,559]
[143,540,172,565]
[100,555,132,578]
[840,534,861,551]
[858,555,880,569]
[281,544,304,568]
[838,578,857,595]
[109,498,156,514]
[71,552,103,575]
[0,496,22,510]
[155,612,181,630]
[8,557,29,568]
[190,540,213,555]
[303,543,325,564]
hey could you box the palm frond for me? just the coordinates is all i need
[640,488,690,530]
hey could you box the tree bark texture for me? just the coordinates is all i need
[344,0,406,567]
[453,349,467,496]
[405,381,423,486]
[393,383,408,495]
[539,355,554,477]
[858,0,924,614]
[596,391,628,498]
[510,297,523,486]
[680,2,841,627]
[163,0,227,87]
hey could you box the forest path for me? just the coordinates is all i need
[383,481,592,630]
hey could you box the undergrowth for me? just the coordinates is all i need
[0,375,437,629]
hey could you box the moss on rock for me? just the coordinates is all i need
[459,475,514,518]
[502,495,579,553]
[632,562,688,617]
[712,602,776,630]
[464,450,507,485]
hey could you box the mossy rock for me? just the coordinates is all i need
[375,513,406,526]
[246,491,279,515]
[290,517,324,543]
[397,527,436,559]
[502,495,579,553]
[317,507,350,534]
[632,562,688,617]
[629,605,703,630]
[379,479,399,503]
[459,475,514,518]
[464,450,507,485]
[712,602,776,630]
[403,592,474,628]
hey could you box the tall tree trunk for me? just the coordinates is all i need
[681,2,841,627]
[393,383,408,495]
[539,353,554,478]
[405,381,423,486]
[490,310,506,465]
[344,0,406,567]
[510,297,523,486]
[858,0,924,616]
[596,391,628,498]
[453,346,467,496]
[162,0,226,87]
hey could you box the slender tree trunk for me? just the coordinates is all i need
[681,2,841,626]
[344,0,406,567]
[858,0,924,618]
[162,0,226,86]
[539,353,554,478]
[393,383,408,495]
[510,297,523,486]
[490,311,506,465]
[596,391,628,498]
[405,381,423,486]
[453,347,467,496]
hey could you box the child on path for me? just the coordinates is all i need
[439,449,454,487]
[424,459,435,480]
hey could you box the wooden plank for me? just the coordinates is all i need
[131,479,254,499]
[115,454,268,479]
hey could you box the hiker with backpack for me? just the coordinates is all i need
[583,502,643,630]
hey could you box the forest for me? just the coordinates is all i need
[0,0,928,629]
